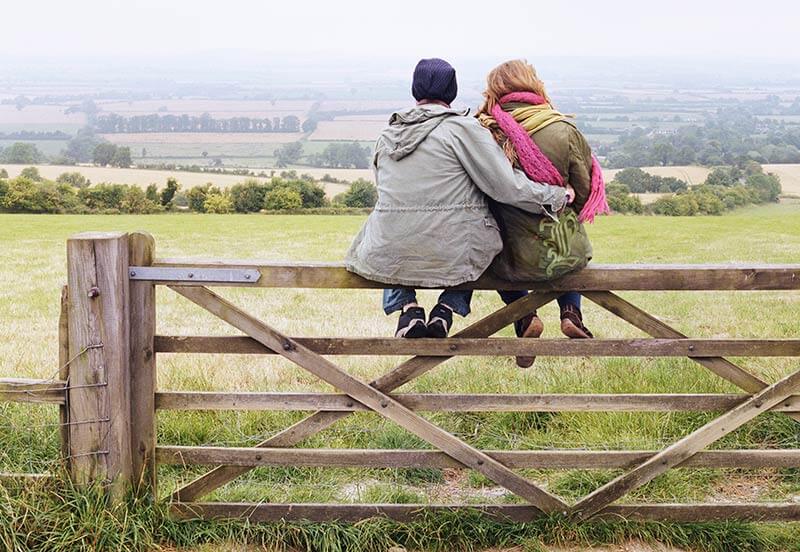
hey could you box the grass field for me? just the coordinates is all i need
[1,203,800,550]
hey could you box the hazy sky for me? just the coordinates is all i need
[4,0,799,60]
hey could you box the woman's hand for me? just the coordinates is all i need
[565,184,576,205]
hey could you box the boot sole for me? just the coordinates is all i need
[516,317,544,368]
[561,319,592,339]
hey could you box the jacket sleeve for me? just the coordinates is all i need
[447,118,567,218]
[568,127,594,214]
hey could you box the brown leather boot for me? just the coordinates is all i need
[514,312,544,368]
[560,304,593,339]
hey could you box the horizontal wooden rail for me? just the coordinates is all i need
[155,391,800,413]
[0,472,53,483]
[171,502,800,523]
[154,336,800,357]
[149,261,800,291]
[0,378,66,405]
[157,446,800,469]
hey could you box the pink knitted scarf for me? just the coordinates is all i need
[490,91,609,223]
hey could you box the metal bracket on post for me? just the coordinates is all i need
[129,267,261,284]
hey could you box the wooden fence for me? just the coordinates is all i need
[2,230,800,523]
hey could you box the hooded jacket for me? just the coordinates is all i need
[344,104,567,287]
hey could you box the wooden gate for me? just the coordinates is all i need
[5,230,800,523]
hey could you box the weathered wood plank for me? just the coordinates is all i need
[157,446,800,469]
[148,261,800,291]
[58,286,70,462]
[66,232,133,502]
[129,232,157,495]
[154,391,800,413]
[154,336,800,357]
[170,502,800,523]
[170,292,556,502]
[571,366,800,520]
[0,378,66,405]
[585,291,800,425]
[170,285,567,512]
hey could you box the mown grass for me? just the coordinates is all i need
[1,203,800,550]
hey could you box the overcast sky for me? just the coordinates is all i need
[4,0,799,61]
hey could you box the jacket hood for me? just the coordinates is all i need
[383,104,469,161]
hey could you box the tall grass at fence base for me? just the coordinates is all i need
[2,477,800,552]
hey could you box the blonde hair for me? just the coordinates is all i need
[476,59,552,165]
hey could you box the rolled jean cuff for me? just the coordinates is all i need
[383,288,417,315]
[438,289,473,317]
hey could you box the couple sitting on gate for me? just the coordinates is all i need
[345,58,608,368]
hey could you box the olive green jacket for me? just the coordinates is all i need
[488,120,594,282]
[345,104,568,287]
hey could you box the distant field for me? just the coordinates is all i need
[0,139,68,157]
[96,99,314,118]
[103,132,303,144]
[603,166,711,186]
[603,164,800,194]
[309,120,386,141]
[0,164,353,196]
[0,105,85,133]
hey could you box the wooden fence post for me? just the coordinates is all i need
[66,232,133,501]
[58,285,70,464]
[128,232,157,497]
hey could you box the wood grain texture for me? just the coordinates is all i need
[0,378,65,404]
[128,232,157,495]
[157,446,800,469]
[170,502,800,523]
[154,336,800,357]
[170,292,556,502]
[66,232,132,501]
[169,285,567,513]
[148,261,800,290]
[154,391,800,413]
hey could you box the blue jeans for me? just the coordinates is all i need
[383,289,581,317]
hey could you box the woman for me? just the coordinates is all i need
[476,60,609,360]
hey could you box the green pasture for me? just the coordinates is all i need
[2,204,800,551]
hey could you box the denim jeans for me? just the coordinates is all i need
[383,288,581,316]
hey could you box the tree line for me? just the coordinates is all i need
[607,163,782,216]
[0,169,378,215]
[93,113,302,133]
[602,108,800,168]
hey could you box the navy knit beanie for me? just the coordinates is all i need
[411,58,458,105]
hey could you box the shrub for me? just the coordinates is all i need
[186,183,222,212]
[0,177,80,213]
[0,168,8,178]
[78,183,128,211]
[264,187,302,210]
[56,172,90,188]
[203,193,233,213]
[338,179,377,208]
[120,187,162,214]
[20,166,42,181]
[160,177,179,208]
[229,179,268,212]
[606,183,643,214]
[0,142,44,164]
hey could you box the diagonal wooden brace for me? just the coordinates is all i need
[171,286,566,512]
[571,365,800,520]
[172,290,556,502]
[584,291,800,424]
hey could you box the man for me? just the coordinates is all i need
[345,58,573,340]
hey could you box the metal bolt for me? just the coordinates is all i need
[754,401,763,408]
[380,401,388,408]
[244,273,251,280]
[688,345,695,352]
[129,270,136,277]
[476,460,484,466]
[449,344,457,351]
[346,401,354,408]
[187,272,194,278]
[87,287,100,298]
